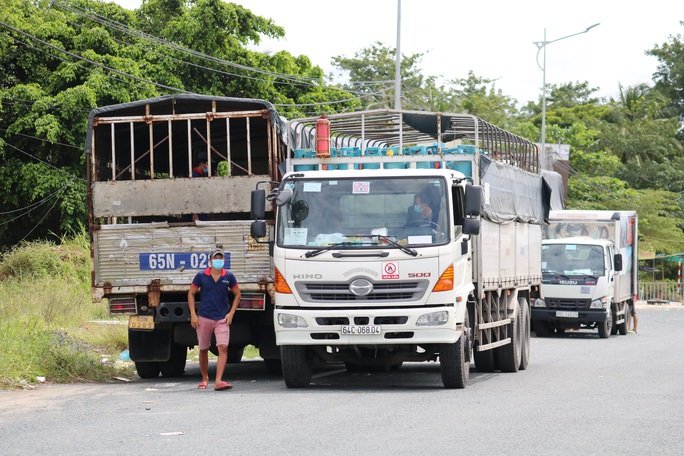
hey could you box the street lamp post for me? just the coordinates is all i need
[534,23,600,170]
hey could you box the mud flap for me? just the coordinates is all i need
[128,327,172,362]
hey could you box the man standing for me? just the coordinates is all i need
[188,248,241,391]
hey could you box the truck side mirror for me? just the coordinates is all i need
[251,220,267,239]
[464,184,483,217]
[251,189,266,220]
[614,253,623,272]
[462,217,480,235]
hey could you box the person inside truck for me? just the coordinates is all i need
[188,248,241,391]
[181,152,209,222]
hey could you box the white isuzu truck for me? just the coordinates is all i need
[533,210,638,338]
[250,110,561,388]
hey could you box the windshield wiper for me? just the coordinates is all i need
[304,242,350,258]
[376,236,418,257]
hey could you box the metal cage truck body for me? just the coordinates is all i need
[86,94,285,378]
[250,110,561,388]
[533,210,638,338]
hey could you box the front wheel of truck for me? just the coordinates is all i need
[598,310,613,339]
[135,361,160,379]
[440,312,471,389]
[281,346,313,388]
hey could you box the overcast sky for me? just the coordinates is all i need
[112,0,682,106]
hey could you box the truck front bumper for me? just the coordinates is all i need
[274,306,464,346]
[532,308,608,323]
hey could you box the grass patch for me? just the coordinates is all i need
[0,236,134,389]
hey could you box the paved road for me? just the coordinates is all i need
[1,304,683,456]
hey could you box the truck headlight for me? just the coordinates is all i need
[277,313,308,328]
[533,298,546,308]
[590,297,608,309]
[416,310,449,326]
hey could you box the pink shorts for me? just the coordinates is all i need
[196,316,230,350]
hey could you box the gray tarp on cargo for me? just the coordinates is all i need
[542,169,565,211]
[480,156,561,225]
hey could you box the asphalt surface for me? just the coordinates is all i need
[1,303,682,456]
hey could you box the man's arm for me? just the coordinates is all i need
[226,285,241,325]
[188,285,199,328]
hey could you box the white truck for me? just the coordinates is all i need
[533,210,638,338]
[86,94,285,378]
[250,109,561,388]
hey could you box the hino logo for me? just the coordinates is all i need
[293,274,323,280]
[349,278,373,296]
[559,280,578,285]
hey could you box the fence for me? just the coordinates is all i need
[639,282,683,303]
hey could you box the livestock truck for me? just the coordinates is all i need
[86,94,285,378]
[250,109,562,388]
[533,210,638,338]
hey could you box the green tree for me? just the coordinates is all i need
[648,22,684,136]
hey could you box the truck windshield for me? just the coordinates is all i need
[542,244,605,276]
[276,176,449,248]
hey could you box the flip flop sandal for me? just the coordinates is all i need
[198,381,208,389]
[214,381,233,391]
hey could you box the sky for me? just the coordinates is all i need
[111,0,683,107]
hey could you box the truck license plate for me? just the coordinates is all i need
[556,311,579,318]
[341,325,381,335]
[129,315,155,330]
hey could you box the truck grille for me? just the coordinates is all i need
[545,298,591,310]
[295,281,428,303]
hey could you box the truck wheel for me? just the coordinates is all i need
[598,310,613,339]
[227,345,245,364]
[497,304,522,373]
[440,312,471,389]
[533,319,552,337]
[617,302,629,335]
[135,361,160,379]
[160,343,187,377]
[281,346,313,388]
[519,298,530,370]
[473,335,497,372]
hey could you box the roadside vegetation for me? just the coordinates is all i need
[0,235,133,389]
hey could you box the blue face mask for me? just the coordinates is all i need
[413,205,422,213]
[203,166,208,174]
[211,259,224,269]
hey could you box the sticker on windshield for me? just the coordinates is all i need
[284,228,308,245]
[353,182,370,194]
[303,182,321,192]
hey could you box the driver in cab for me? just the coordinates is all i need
[405,193,433,226]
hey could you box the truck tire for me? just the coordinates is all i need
[159,343,187,377]
[617,302,629,335]
[440,312,471,389]
[519,298,530,370]
[281,346,313,388]
[473,336,497,372]
[533,319,552,337]
[598,310,613,339]
[135,361,160,379]
[227,345,244,363]
[497,304,522,373]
